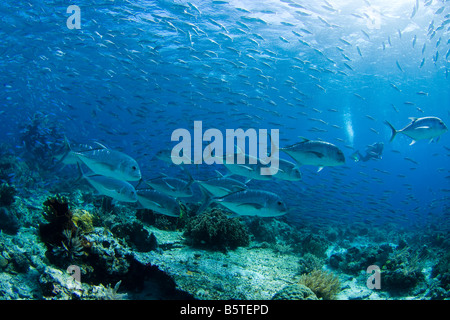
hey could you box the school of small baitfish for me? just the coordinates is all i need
[5,0,449,225]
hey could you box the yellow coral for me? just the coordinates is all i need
[72,209,94,234]
[299,269,341,300]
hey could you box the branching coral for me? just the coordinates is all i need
[39,195,91,265]
[298,270,341,300]
[52,229,86,261]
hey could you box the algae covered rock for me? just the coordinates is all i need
[272,284,318,300]
[183,208,249,251]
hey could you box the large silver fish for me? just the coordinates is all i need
[145,175,194,198]
[198,189,288,217]
[195,175,247,198]
[273,158,302,181]
[280,138,345,172]
[136,189,181,217]
[70,142,141,181]
[385,116,447,145]
[82,173,138,203]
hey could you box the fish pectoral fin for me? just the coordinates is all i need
[238,164,255,171]
[237,203,264,210]
[150,201,163,208]
[415,126,431,130]
[163,180,176,191]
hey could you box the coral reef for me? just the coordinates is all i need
[272,284,318,300]
[111,221,158,252]
[329,244,392,275]
[298,253,325,275]
[298,270,341,300]
[183,208,249,251]
[19,112,65,171]
[382,246,426,295]
[0,207,20,235]
[72,209,94,234]
[293,233,330,258]
[38,195,91,266]
[0,183,16,207]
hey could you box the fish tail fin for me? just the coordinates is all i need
[384,121,398,142]
[195,188,213,215]
[180,166,195,188]
[52,135,72,167]
[75,162,84,183]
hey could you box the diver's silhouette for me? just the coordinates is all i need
[352,142,384,162]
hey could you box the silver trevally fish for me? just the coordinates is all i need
[153,148,193,165]
[198,189,288,217]
[273,158,302,181]
[280,138,345,172]
[195,175,247,198]
[385,116,448,145]
[136,189,181,217]
[82,172,138,203]
[222,151,273,183]
[146,175,194,198]
[53,139,96,166]
[67,142,141,181]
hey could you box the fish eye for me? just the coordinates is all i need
[132,166,136,170]
[277,201,282,206]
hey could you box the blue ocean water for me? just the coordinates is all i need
[0,0,449,300]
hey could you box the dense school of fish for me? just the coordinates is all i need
[1,0,449,227]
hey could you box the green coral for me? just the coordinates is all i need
[298,270,341,300]
[183,208,249,251]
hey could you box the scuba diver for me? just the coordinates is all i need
[351,142,384,162]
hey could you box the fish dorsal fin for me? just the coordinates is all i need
[408,117,418,123]
[298,136,310,142]
[215,170,224,178]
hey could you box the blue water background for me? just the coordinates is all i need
[1,0,449,229]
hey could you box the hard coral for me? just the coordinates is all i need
[382,247,426,295]
[299,270,341,300]
[272,284,318,300]
[183,208,249,251]
[72,209,94,234]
